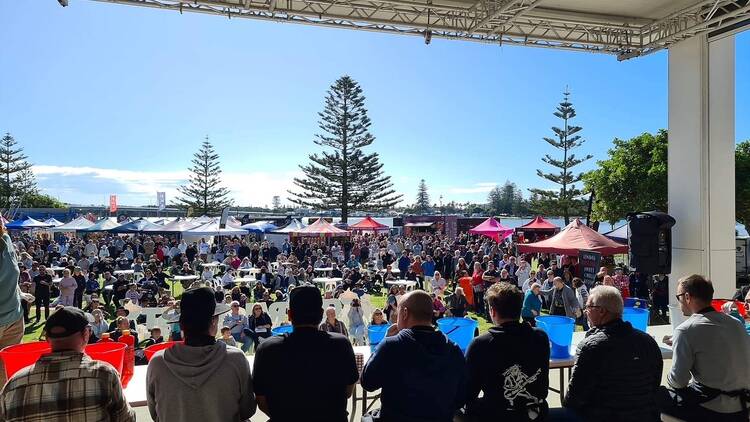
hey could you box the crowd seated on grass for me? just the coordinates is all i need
[1,219,750,421]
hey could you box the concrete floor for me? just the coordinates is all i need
[132,359,674,421]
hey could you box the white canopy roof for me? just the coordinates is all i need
[184,220,249,236]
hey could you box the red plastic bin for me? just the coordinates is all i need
[84,342,126,375]
[0,342,51,380]
[144,341,183,361]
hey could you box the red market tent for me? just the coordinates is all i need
[468,217,514,242]
[518,216,560,231]
[349,216,390,233]
[517,218,629,256]
[291,218,351,237]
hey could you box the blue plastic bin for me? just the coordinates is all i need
[535,315,575,359]
[271,325,294,336]
[623,298,648,309]
[437,317,478,352]
[622,307,649,332]
[368,324,390,352]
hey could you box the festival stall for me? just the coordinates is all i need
[43,218,65,227]
[348,216,390,234]
[467,217,514,242]
[109,218,164,234]
[517,219,629,256]
[4,217,54,230]
[240,221,278,234]
[49,216,95,233]
[290,218,350,245]
[603,224,629,244]
[184,220,249,237]
[515,216,560,242]
[264,219,306,246]
[78,218,122,233]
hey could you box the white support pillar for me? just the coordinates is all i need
[668,34,736,301]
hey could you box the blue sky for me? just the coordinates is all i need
[1,1,748,207]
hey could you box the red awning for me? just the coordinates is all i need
[349,216,390,232]
[291,218,351,237]
[468,217,514,243]
[517,218,628,256]
[518,216,560,231]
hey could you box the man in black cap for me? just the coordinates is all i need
[0,306,135,422]
[146,287,255,422]
[253,285,359,422]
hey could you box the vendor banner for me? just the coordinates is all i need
[109,195,117,213]
[157,192,166,210]
[579,249,601,286]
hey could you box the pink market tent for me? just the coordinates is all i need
[291,218,351,237]
[468,217,514,242]
[518,216,560,231]
[349,216,390,233]
[517,218,629,256]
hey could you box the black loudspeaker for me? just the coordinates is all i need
[626,211,676,274]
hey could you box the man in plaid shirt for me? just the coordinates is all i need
[0,307,135,422]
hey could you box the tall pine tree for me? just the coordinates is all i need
[175,137,233,216]
[0,133,34,209]
[288,75,402,222]
[529,91,592,225]
[415,179,430,213]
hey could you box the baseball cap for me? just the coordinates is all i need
[45,307,89,339]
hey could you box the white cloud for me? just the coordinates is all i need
[33,165,301,207]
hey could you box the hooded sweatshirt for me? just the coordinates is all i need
[146,342,255,422]
[361,326,467,422]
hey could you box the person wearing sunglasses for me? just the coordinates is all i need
[657,274,750,422]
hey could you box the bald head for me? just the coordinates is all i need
[397,290,434,329]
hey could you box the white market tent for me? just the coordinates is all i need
[80,0,750,299]
[184,220,249,237]
[49,216,96,233]
[44,218,65,227]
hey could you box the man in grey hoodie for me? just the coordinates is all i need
[146,287,256,422]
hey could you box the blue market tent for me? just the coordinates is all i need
[5,217,53,230]
[603,224,629,244]
[110,218,163,233]
[240,221,278,233]
[78,219,122,233]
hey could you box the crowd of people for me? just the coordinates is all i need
[0,218,749,421]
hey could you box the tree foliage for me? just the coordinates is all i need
[174,138,233,216]
[25,193,66,208]
[287,75,402,222]
[583,130,668,225]
[0,133,34,209]
[529,91,592,224]
[736,140,750,226]
[415,179,430,213]
[487,181,527,216]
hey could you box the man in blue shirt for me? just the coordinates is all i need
[362,290,466,421]
[397,251,411,275]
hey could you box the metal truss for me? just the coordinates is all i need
[88,0,750,59]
